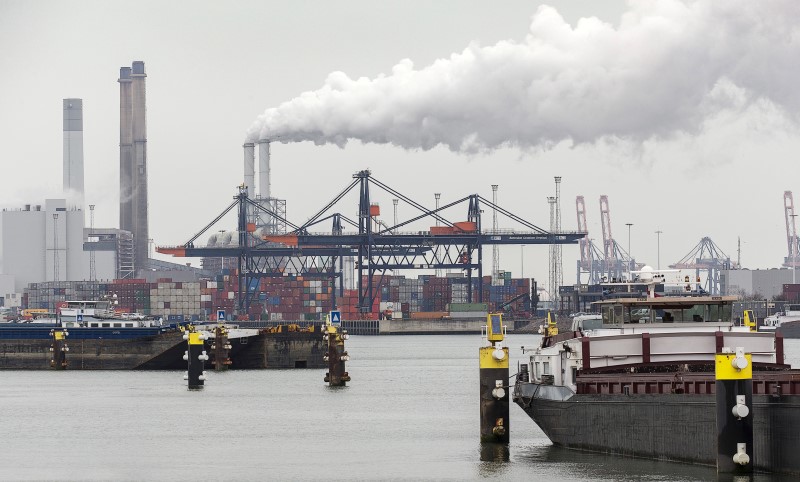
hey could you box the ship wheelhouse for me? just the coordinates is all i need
[596,296,737,327]
[525,295,775,392]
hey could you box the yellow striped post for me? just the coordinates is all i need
[480,313,509,443]
[715,348,753,474]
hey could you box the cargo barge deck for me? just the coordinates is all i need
[0,324,325,370]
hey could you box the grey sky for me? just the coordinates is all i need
[1,0,798,283]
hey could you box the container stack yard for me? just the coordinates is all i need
[20,271,534,322]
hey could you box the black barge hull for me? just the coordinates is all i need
[514,383,800,475]
[0,328,325,370]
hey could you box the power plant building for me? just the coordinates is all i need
[118,61,149,272]
[0,200,126,292]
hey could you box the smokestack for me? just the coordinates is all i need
[119,61,148,272]
[257,140,271,199]
[63,98,84,209]
[130,61,149,271]
[118,67,133,243]
[243,143,255,196]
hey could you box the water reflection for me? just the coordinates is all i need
[513,443,786,482]
[479,442,510,463]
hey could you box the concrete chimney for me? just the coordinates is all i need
[243,143,255,196]
[63,98,84,210]
[119,61,149,272]
[258,140,271,199]
[131,61,149,271]
[118,67,133,243]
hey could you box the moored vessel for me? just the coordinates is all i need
[761,303,800,338]
[513,268,800,475]
[0,300,326,369]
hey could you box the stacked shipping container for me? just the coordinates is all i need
[23,271,533,321]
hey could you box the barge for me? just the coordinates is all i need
[0,304,325,370]
[513,268,800,475]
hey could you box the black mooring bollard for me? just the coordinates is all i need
[323,318,350,387]
[715,346,754,475]
[50,328,69,370]
[184,330,208,390]
[480,313,509,443]
[211,325,232,371]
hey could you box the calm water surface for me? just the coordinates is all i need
[1,335,797,481]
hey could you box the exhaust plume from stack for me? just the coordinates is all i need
[246,1,800,153]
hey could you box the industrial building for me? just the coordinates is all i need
[1,200,121,292]
[1,66,204,307]
[721,268,799,301]
[0,95,138,296]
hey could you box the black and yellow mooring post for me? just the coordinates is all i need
[323,314,350,386]
[715,346,754,474]
[211,325,232,371]
[49,328,69,370]
[479,313,509,443]
[183,328,208,390]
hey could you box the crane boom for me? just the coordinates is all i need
[576,196,590,265]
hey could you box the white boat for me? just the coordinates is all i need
[59,300,163,328]
[761,304,800,332]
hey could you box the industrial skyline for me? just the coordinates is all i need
[2,1,800,281]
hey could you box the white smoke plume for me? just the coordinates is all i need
[246,1,800,153]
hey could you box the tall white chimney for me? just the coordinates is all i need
[257,140,271,199]
[243,143,255,196]
[63,98,84,209]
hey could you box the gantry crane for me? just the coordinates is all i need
[158,171,586,316]
[599,195,639,281]
[783,191,800,268]
[575,195,606,284]
[669,237,737,295]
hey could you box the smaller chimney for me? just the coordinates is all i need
[243,143,255,196]
[258,140,271,199]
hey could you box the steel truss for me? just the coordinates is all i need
[158,172,585,316]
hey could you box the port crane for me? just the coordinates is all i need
[783,191,800,269]
[157,171,585,316]
[599,195,640,281]
[575,195,606,284]
[669,237,737,295]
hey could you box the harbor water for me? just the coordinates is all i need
[1,334,797,481]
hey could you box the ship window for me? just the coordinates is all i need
[125,323,134,328]
[543,361,551,375]
[707,304,731,322]
[602,306,612,324]
[113,323,122,328]
[614,305,624,324]
[102,323,110,328]
[535,362,541,378]
[571,367,577,384]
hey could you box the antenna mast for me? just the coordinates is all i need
[89,204,96,281]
